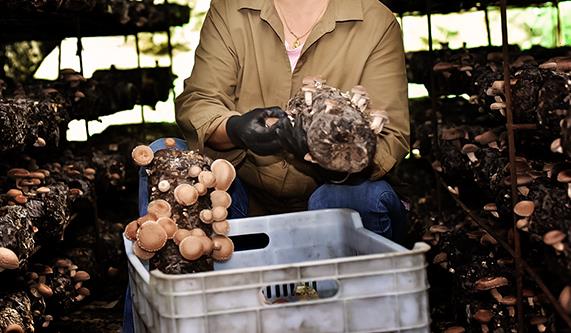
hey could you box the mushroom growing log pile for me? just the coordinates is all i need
[281,76,386,173]
[125,141,236,274]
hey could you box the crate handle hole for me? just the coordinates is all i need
[259,279,339,305]
[229,233,270,251]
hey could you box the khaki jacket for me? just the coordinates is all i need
[175,0,409,214]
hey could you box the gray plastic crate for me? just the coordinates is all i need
[125,208,431,333]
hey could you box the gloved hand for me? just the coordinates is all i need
[274,116,309,160]
[225,107,288,155]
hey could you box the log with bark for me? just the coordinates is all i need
[0,291,34,333]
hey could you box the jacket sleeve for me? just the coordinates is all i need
[361,17,410,179]
[175,0,243,159]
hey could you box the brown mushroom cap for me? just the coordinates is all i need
[157,217,178,239]
[173,229,193,246]
[474,309,493,323]
[199,209,214,224]
[475,131,498,145]
[210,190,232,209]
[7,168,30,178]
[211,159,236,191]
[190,228,206,237]
[6,189,22,197]
[5,324,25,333]
[0,247,19,270]
[179,236,205,261]
[500,295,517,305]
[444,327,465,333]
[189,165,203,178]
[513,200,535,217]
[164,138,176,148]
[132,242,155,260]
[211,235,234,261]
[147,199,171,218]
[36,283,53,297]
[557,170,571,183]
[543,230,566,246]
[136,212,157,226]
[194,182,207,196]
[36,186,51,194]
[198,171,217,188]
[74,271,90,282]
[516,218,529,230]
[212,206,228,222]
[559,286,571,314]
[124,221,139,241]
[174,184,199,206]
[429,225,451,233]
[131,145,154,166]
[475,276,508,290]
[137,221,168,252]
[433,252,448,264]
[483,203,497,211]
[461,144,479,153]
[212,221,230,235]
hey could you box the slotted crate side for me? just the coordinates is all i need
[126,209,431,333]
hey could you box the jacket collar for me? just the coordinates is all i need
[237,0,364,22]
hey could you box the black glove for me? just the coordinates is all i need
[226,107,288,155]
[274,116,309,160]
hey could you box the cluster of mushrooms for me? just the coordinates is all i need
[275,76,389,173]
[124,143,236,264]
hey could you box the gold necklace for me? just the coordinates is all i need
[275,0,329,49]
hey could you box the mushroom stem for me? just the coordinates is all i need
[490,288,503,302]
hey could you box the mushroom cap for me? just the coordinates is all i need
[124,221,139,241]
[557,170,571,183]
[200,236,214,254]
[551,138,562,153]
[475,276,508,290]
[132,242,155,260]
[199,209,214,224]
[36,282,53,297]
[164,138,176,147]
[543,230,566,245]
[513,200,535,217]
[194,182,208,196]
[74,271,90,282]
[444,327,465,333]
[474,309,493,323]
[210,190,232,209]
[131,145,154,166]
[173,229,193,246]
[158,180,171,192]
[36,186,51,194]
[500,295,517,305]
[6,189,22,197]
[179,236,205,261]
[30,171,46,180]
[483,203,497,211]
[137,221,168,252]
[188,165,203,178]
[516,218,529,229]
[157,217,178,239]
[174,184,199,206]
[211,235,234,261]
[190,228,206,237]
[5,324,25,333]
[198,171,217,188]
[212,220,230,235]
[147,199,172,218]
[461,144,479,153]
[433,252,448,264]
[212,206,228,222]
[475,131,498,144]
[7,168,30,178]
[529,316,548,325]
[559,286,571,314]
[211,159,236,191]
[0,247,19,270]
[429,225,451,233]
[136,212,157,226]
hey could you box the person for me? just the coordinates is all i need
[123,1,409,331]
[175,0,410,239]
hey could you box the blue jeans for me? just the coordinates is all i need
[123,138,408,333]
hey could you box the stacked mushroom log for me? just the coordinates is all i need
[125,140,236,274]
[409,46,571,329]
